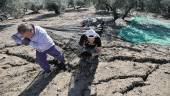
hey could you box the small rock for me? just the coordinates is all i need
[112,92,123,96]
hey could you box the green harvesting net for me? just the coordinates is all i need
[119,17,170,46]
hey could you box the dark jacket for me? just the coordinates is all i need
[79,34,101,48]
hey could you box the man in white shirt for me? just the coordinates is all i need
[12,23,66,73]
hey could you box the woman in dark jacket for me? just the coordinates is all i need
[79,28,102,57]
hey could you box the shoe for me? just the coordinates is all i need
[52,59,59,66]
[57,63,67,71]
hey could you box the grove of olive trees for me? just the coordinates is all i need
[0,0,170,19]
[93,0,170,21]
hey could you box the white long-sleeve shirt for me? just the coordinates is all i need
[12,26,55,52]
[30,26,55,52]
[84,28,100,37]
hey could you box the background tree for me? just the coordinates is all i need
[93,0,170,21]
[0,0,170,19]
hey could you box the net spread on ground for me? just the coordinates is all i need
[119,17,170,46]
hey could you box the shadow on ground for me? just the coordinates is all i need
[43,25,82,33]
[30,13,59,21]
[19,68,60,96]
[0,24,14,31]
[68,57,99,96]
[95,10,112,16]
[65,8,89,13]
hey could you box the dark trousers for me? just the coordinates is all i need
[36,46,64,72]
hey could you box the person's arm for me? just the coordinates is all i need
[11,33,31,45]
[79,34,87,47]
[11,33,23,45]
[22,38,31,45]
[94,37,101,47]
[29,41,39,49]
[94,37,102,53]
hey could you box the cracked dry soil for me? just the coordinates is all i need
[0,8,170,96]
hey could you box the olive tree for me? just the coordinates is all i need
[93,0,170,20]
[45,0,69,14]
[93,0,137,21]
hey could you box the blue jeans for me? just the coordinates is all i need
[36,46,64,73]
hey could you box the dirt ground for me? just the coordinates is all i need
[0,7,170,96]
